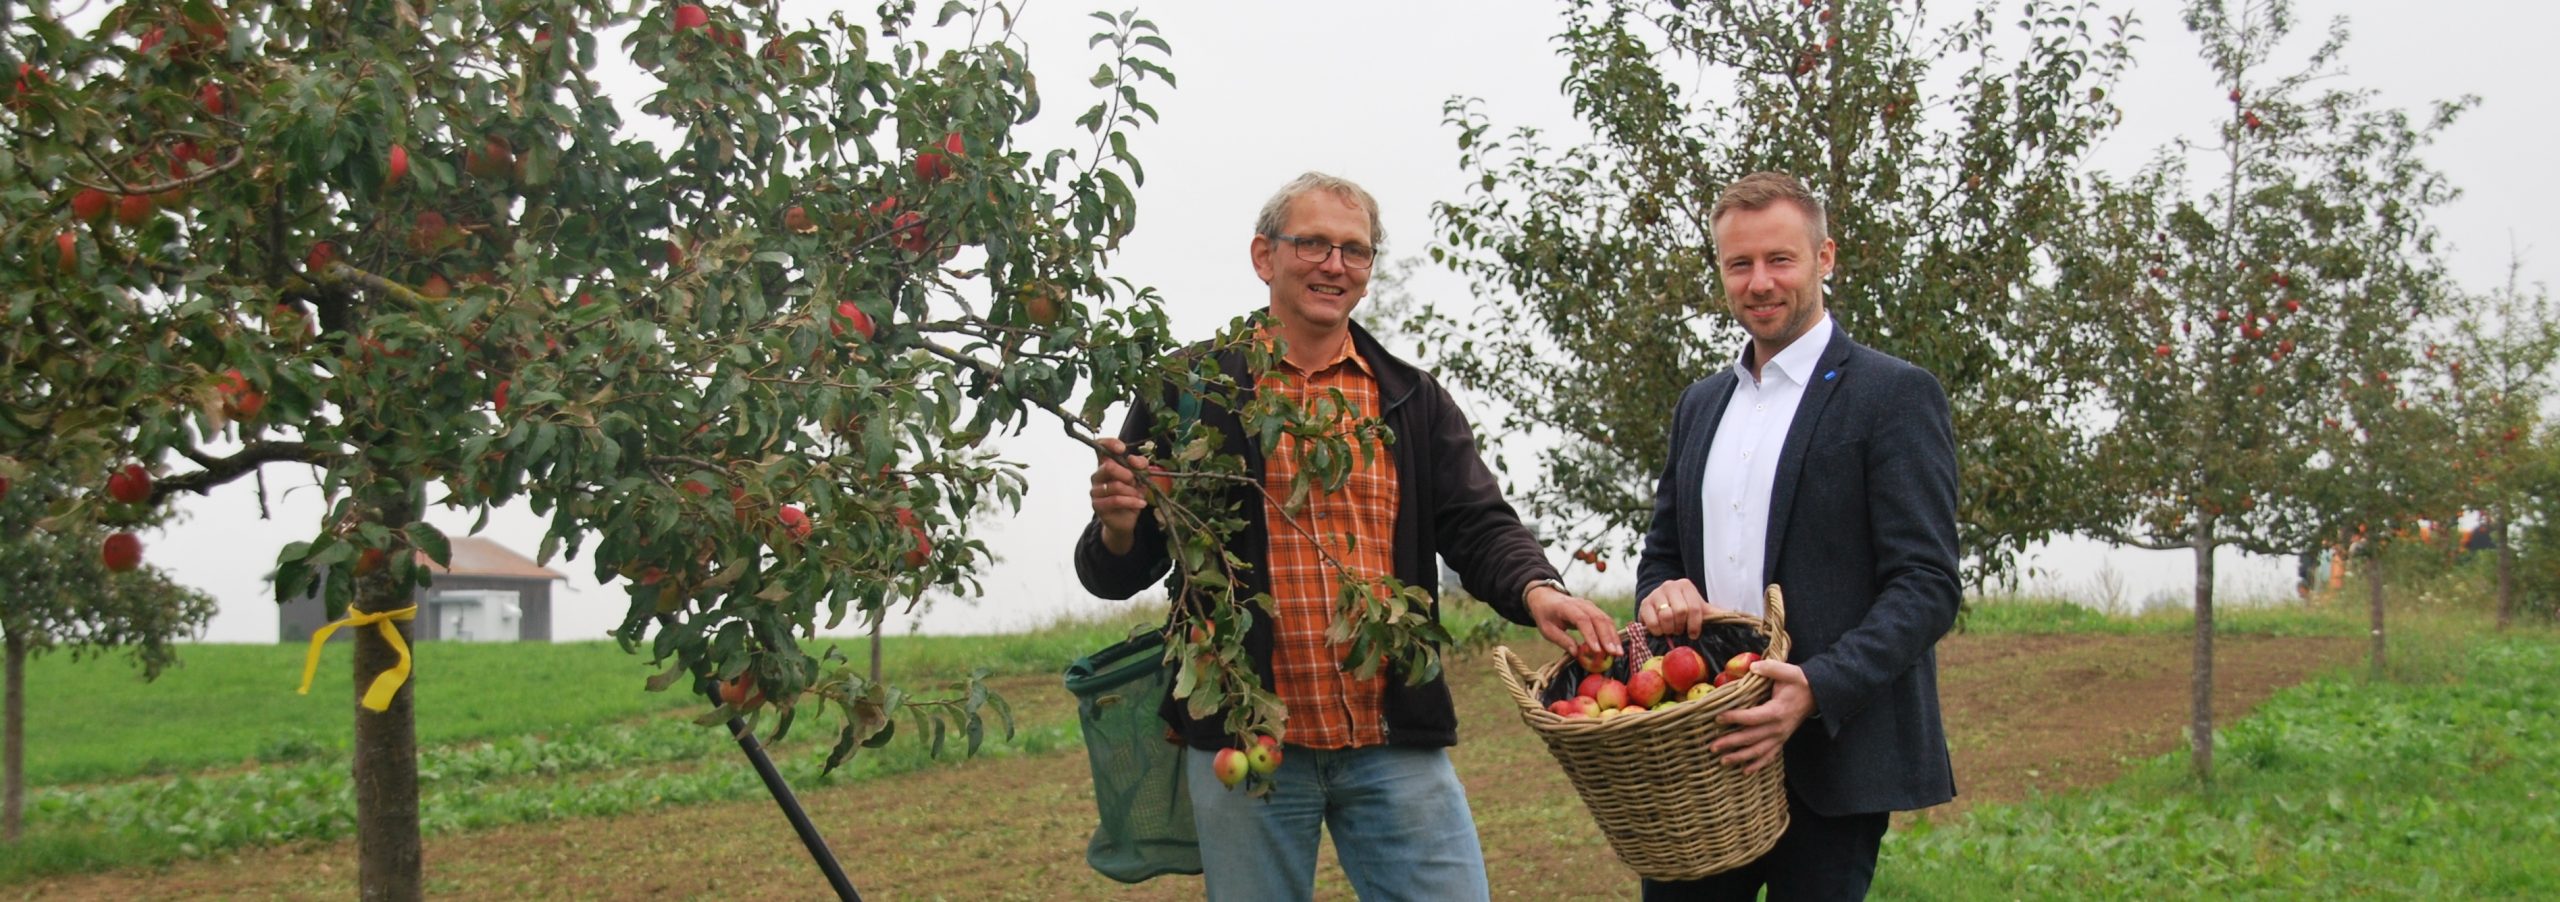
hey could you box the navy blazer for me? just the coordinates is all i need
[1635,325,1961,816]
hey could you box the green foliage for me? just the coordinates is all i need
[0,474,214,678]
[2069,0,2471,563]
[1884,632,2560,898]
[1423,0,2133,582]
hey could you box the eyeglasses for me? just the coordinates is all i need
[1268,233,1377,270]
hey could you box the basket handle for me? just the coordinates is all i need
[1489,645,1550,714]
[1761,584,1792,663]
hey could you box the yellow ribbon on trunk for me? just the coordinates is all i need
[296,605,419,712]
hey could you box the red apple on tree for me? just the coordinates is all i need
[387,145,410,188]
[115,193,155,229]
[718,669,763,708]
[101,532,143,572]
[777,504,812,541]
[833,300,876,340]
[218,368,266,420]
[71,188,110,223]
[106,463,153,504]
[913,131,963,182]
[889,211,929,253]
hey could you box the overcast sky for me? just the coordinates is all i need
[148,0,2557,642]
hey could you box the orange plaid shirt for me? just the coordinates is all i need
[1259,333,1398,750]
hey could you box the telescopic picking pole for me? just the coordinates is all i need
[658,613,860,901]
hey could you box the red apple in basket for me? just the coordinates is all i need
[1548,699,1581,717]
[1573,696,1601,718]
[1575,646,1617,675]
[1627,670,1668,708]
[1722,651,1762,682]
[1661,646,1708,693]
[1682,683,1712,702]
[1577,674,1611,700]
[1591,678,1628,711]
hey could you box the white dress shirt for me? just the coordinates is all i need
[1700,314,1833,617]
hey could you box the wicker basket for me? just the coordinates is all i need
[1493,584,1794,881]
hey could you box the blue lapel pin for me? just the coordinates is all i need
[1823,370,1837,382]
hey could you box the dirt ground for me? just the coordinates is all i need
[12,632,2357,901]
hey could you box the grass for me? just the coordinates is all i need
[11,601,1159,788]
[8,583,2553,896]
[0,600,1163,883]
[1882,603,2560,899]
[1956,592,2366,638]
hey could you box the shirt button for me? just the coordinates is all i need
[1755,404,1765,412]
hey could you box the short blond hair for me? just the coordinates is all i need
[1709,171,1828,247]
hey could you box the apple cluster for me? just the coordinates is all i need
[1543,646,1765,720]
[1211,734,1283,789]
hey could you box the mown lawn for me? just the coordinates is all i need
[11,604,1164,787]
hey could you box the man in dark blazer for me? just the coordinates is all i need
[1632,172,1961,900]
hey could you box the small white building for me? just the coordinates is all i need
[279,536,568,643]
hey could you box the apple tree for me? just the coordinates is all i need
[8,0,1199,891]
[5,1,1446,893]
[0,471,216,843]
[2435,263,2560,630]
[1420,0,2134,584]
[2059,0,2468,781]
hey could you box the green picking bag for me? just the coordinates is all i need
[1063,629,1202,883]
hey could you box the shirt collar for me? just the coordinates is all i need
[1735,313,1833,388]
[1262,325,1374,378]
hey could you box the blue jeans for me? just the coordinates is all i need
[1184,744,1491,901]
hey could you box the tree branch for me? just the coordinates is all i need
[157,441,336,500]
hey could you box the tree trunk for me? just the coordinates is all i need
[4,634,24,843]
[2367,550,2388,680]
[2495,513,2516,632]
[355,490,422,901]
[869,618,883,685]
[2190,521,2216,787]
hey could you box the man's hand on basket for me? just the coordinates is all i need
[1637,578,1713,639]
[1526,582,1621,658]
[1710,660,1816,773]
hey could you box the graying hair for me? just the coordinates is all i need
[1253,171,1385,249]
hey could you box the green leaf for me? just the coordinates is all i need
[403,522,451,569]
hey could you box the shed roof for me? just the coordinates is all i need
[421,536,568,581]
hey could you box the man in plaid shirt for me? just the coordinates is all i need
[1077,172,1621,900]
